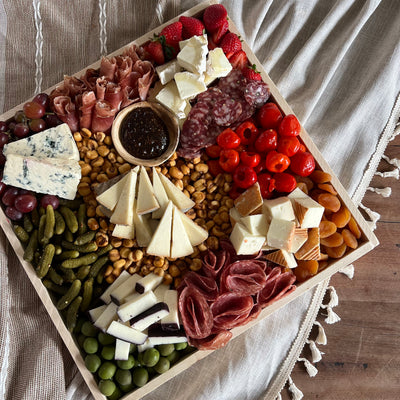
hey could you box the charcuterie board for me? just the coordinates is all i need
[0,1,378,399]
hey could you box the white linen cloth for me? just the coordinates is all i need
[1,1,399,399]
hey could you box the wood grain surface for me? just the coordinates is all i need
[281,134,400,400]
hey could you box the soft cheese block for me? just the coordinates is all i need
[177,35,208,75]
[174,71,207,100]
[155,59,182,85]
[2,154,81,200]
[3,123,79,161]
[155,80,188,119]
[263,197,295,222]
[266,218,296,251]
[204,47,232,85]
[230,222,266,255]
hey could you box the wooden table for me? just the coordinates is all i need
[282,134,400,399]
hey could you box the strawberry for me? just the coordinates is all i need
[229,50,248,70]
[211,19,229,45]
[203,4,228,33]
[242,64,262,81]
[220,32,242,59]
[144,40,165,65]
[179,16,204,39]
[159,21,183,59]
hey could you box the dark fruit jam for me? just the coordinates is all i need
[119,107,169,159]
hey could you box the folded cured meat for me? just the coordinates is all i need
[188,329,232,351]
[91,100,118,134]
[52,96,79,133]
[79,91,96,129]
[179,271,219,302]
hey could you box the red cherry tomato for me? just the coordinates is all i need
[219,149,240,172]
[254,129,277,153]
[233,165,257,189]
[265,151,290,173]
[277,136,301,157]
[256,102,283,130]
[290,151,315,176]
[254,158,266,174]
[235,121,258,145]
[208,159,224,177]
[274,172,297,193]
[258,172,275,198]
[279,114,301,136]
[298,143,306,152]
[205,145,222,159]
[217,128,241,149]
[240,151,261,168]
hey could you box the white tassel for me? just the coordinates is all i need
[321,305,341,324]
[298,357,318,377]
[314,321,327,345]
[327,286,339,307]
[339,264,355,279]
[375,169,399,179]
[306,340,323,363]
[275,392,282,400]
[382,154,400,168]
[288,376,303,400]
[359,203,380,230]
[367,186,392,197]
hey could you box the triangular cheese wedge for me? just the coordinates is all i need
[132,207,153,247]
[170,205,193,258]
[110,170,138,225]
[265,249,297,269]
[152,167,170,219]
[96,171,131,211]
[147,201,173,257]
[158,171,195,212]
[177,208,208,246]
[136,166,159,215]
[295,228,320,260]
[112,212,135,239]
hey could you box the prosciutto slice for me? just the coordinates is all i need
[63,75,87,98]
[132,60,155,101]
[122,44,143,63]
[179,286,213,340]
[80,68,100,91]
[104,82,123,110]
[188,329,232,351]
[52,96,79,132]
[91,100,118,134]
[180,271,219,302]
[115,56,133,89]
[95,77,108,101]
[99,56,117,81]
[79,91,97,129]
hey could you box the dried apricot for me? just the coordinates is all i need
[317,183,337,195]
[320,232,344,247]
[310,170,332,184]
[318,193,341,212]
[331,206,351,228]
[342,228,358,249]
[296,176,314,191]
[298,260,319,274]
[319,220,337,238]
[347,216,362,239]
[324,242,347,258]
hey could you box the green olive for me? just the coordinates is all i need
[158,343,175,356]
[132,367,149,387]
[115,369,132,386]
[98,361,117,380]
[117,354,136,370]
[98,379,116,397]
[154,357,170,374]
[85,354,101,373]
[83,337,98,354]
[143,348,160,367]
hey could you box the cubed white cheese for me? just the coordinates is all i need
[230,222,266,255]
[289,228,309,253]
[155,59,182,85]
[229,206,242,226]
[263,197,295,222]
[288,189,325,228]
[240,214,269,236]
[136,166,159,215]
[174,71,207,100]
[266,218,296,251]
[177,35,208,75]
[205,47,232,83]
[155,80,187,119]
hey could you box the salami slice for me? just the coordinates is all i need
[212,98,243,126]
[188,329,232,350]
[218,69,247,97]
[181,271,219,302]
[202,247,231,280]
[211,292,254,330]
[179,286,214,340]
[244,81,270,108]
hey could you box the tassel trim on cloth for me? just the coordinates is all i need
[287,376,303,400]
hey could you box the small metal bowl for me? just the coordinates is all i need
[111,101,180,167]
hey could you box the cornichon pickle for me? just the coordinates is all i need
[80,278,93,312]
[23,214,34,233]
[61,253,98,269]
[77,203,87,235]
[43,279,68,295]
[44,205,55,240]
[36,243,56,279]
[74,230,95,246]
[56,250,80,261]
[54,244,63,255]
[96,244,113,257]
[64,229,74,242]
[58,198,82,210]
[88,255,108,278]
[54,211,66,235]
[59,267,76,283]
[59,206,78,234]
[61,240,98,253]
[57,279,81,310]
[38,214,48,246]
[14,225,29,243]
[48,267,64,285]
[76,265,91,280]
[31,208,40,227]
[66,295,82,332]
[23,230,38,263]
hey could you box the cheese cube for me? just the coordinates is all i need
[136,166,159,215]
[288,188,324,228]
[230,222,266,255]
[234,182,263,217]
[206,48,232,79]
[266,218,296,251]
[155,59,182,85]
[263,197,295,222]
[177,35,208,74]
[289,228,309,253]
[155,80,187,119]
[240,214,269,236]
[174,71,207,100]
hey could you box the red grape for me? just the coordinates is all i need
[0,121,7,132]
[29,118,46,132]
[0,182,7,197]
[33,93,50,110]
[40,194,59,210]
[14,110,27,124]
[0,132,9,147]
[2,187,19,206]
[5,206,23,221]
[13,123,30,138]
[23,101,45,119]
[14,194,37,213]
[8,122,16,132]
[44,114,62,128]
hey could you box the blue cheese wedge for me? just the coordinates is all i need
[3,123,79,160]
[2,154,81,200]
[174,71,207,100]
[136,166,159,215]
[106,321,147,345]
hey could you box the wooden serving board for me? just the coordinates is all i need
[0,1,379,399]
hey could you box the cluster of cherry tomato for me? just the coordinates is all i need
[206,102,316,199]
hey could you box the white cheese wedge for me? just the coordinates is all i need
[146,201,173,257]
[230,222,266,255]
[96,172,131,211]
[205,47,232,85]
[3,123,79,161]
[93,302,119,332]
[174,71,207,100]
[240,214,269,236]
[155,59,182,85]
[135,272,164,294]
[155,80,187,119]
[2,154,81,200]
[288,188,324,228]
[100,270,131,304]
[176,209,208,246]
[170,205,194,258]
[106,321,147,345]
[136,166,159,215]
[110,273,142,305]
[158,171,195,212]
[265,249,298,269]
[88,304,107,322]
[117,290,158,322]
[115,338,131,361]
[263,197,295,223]
[132,211,153,247]
[160,289,180,331]
[130,303,170,332]
[110,169,138,225]
[266,218,296,251]
[112,220,135,240]
[289,228,309,253]
[177,35,208,75]
[152,167,170,219]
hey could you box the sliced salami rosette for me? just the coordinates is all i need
[188,329,232,350]
[180,271,219,302]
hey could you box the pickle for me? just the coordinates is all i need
[61,253,98,269]
[77,203,88,236]
[56,279,81,310]
[74,230,95,246]
[54,210,66,235]
[43,279,68,295]
[14,225,29,243]
[88,255,109,279]
[96,244,113,257]
[60,267,76,283]
[61,240,98,253]
[38,214,48,246]
[58,198,82,210]
[44,205,55,240]
[23,230,38,263]
[48,267,64,285]
[59,206,78,234]
[54,244,63,255]
[76,265,91,280]
[31,208,40,227]
[23,214,34,233]
[56,250,80,261]
[36,243,56,279]
[80,278,93,312]
[66,295,82,332]
[64,228,74,243]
